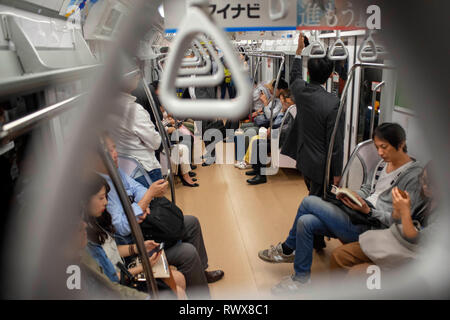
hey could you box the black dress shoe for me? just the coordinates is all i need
[192,178,197,182]
[205,270,224,283]
[180,176,199,187]
[202,161,213,167]
[245,170,258,176]
[191,165,197,170]
[247,174,267,185]
[189,171,196,177]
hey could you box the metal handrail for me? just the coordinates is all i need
[369,81,385,137]
[323,62,396,197]
[338,139,375,188]
[0,93,87,145]
[98,136,159,299]
[245,52,285,131]
[139,71,177,204]
[0,64,101,97]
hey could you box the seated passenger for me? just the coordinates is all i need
[330,162,437,276]
[250,79,288,128]
[239,90,296,185]
[108,72,163,187]
[181,86,226,166]
[258,123,424,295]
[82,173,187,299]
[69,219,149,299]
[94,133,224,298]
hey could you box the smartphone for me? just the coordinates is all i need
[148,242,164,256]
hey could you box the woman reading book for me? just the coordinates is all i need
[258,123,427,295]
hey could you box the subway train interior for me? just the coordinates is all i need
[0,0,448,301]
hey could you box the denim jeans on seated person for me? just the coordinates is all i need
[134,168,163,188]
[284,196,370,280]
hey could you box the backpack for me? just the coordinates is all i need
[140,197,185,249]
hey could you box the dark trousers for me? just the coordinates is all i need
[303,176,324,197]
[164,215,210,299]
[303,176,327,249]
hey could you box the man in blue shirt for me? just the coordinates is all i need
[94,134,224,298]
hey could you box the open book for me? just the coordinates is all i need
[331,185,363,207]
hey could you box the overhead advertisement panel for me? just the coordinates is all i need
[164,0,298,33]
[164,0,380,33]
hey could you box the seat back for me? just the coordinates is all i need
[117,153,153,187]
[339,139,381,190]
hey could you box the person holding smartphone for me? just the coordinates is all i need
[82,174,187,298]
[259,123,425,295]
[330,162,437,274]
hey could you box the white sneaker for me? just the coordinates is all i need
[236,161,251,170]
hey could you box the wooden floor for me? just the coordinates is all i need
[172,142,342,299]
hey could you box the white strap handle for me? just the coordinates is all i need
[306,30,326,59]
[269,0,288,21]
[328,31,348,61]
[358,30,378,62]
[178,39,211,75]
[182,43,201,63]
[159,3,252,120]
[175,36,225,86]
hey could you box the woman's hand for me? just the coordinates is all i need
[144,240,159,253]
[149,251,162,266]
[260,93,269,106]
[392,187,411,219]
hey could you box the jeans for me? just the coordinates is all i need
[135,168,163,188]
[284,196,370,279]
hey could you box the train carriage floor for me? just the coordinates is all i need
[171,141,342,299]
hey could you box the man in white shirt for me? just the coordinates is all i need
[108,73,163,188]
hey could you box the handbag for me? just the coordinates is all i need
[359,223,418,270]
[140,196,185,249]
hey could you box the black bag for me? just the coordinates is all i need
[140,196,185,249]
[324,193,383,229]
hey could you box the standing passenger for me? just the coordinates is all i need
[282,33,345,250]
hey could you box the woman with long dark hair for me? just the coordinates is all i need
[82,174,186,299]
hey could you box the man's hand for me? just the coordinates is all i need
[339,192,371,214]
[149,179,169,198]
[333,176,342,186]
[392,187,411,219]
[137,207,149,223]
[296,33,305,56]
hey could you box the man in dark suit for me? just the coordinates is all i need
[281,33,345,250]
